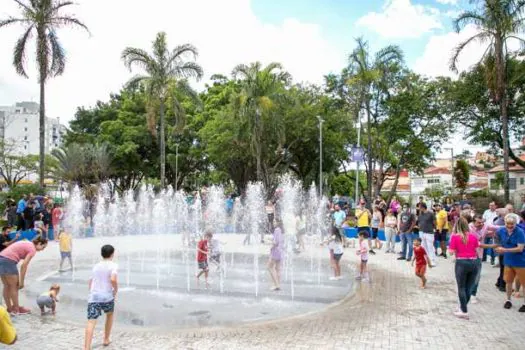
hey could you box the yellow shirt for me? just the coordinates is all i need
[0,306,16,345]
[436,210,449,230]
[59,233,72,252]
[356,208,370,227]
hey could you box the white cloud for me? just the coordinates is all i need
[0,0,345,124]
[356,0,442,38]
[436,0,458,5]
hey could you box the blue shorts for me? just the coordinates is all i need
[0,257,18,275]
[87,300,115,320]
[60,251,71,259]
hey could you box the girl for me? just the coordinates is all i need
[268,219,284,291]
[323,226,344,280]
[411,237,431,288]
[384,209,398,253]
[370,206,383,251]
[36,284,60,315]
[448,217,481,320]
[356,230,370,281]
[0,236,48,315]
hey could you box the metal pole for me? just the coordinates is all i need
[355,121,361,207]
[175,143,179,192]
[317,116,324,198]
[450,148,454,196]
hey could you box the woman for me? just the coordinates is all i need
[268,219,284,291]
[389,196,401,217]
[384,209,398,253]
[448,217,481,320]
[370,206,383,250]
[0,236,48,315]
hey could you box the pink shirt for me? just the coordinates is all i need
[0,241,36,263]
[449,233,479,259]
[468,223,501,258]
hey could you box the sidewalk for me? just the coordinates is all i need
[9,238,525,349]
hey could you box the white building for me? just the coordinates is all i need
[411,167,453,195]
[0,101,67,155]
[488,155,525,204]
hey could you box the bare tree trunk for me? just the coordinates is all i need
[495,35,509,203]
[160,100,166,188]
[39,60,46,189]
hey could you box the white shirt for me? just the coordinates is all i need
[88,260,118,303]
[482,209,498,224]
[210,239,221,255]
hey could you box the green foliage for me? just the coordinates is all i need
[454,159,470,194]
[0,184,45,213]
[423,185,445,203]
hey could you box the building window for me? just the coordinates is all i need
[509,178,517,190]
[24,145,27,150]
[24,127,27,132]
[521,177,524,186]
[427,178,440,184]
[24,136,27,141]
[25,118,27,122]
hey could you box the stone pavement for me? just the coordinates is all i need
[8,237,525,350]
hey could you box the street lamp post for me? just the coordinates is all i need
[175,143,179,192]
[355,119,361,207]
[444,147,455,196]
[317,116,324,198]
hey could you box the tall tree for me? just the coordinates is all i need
[346,38,403,203]
[0,0,89,187]
[451,0,525,202]
[454,159,470,194]
[122,32,203,188]
[232,62,291,185]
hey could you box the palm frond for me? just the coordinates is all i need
[125,74,150,90]
[51,16,90,34]
[232,63,252,79]
[171,61,203,80]
[170,43,199,61]
[450,32,491,73]
[48,29,66,76]
[13,24,33,77]
[121,47,156,71]
[170,97,186,132]
[12,0,32,12]
[0,17,30,28]
[375,45,404,66]
[50,1,75,12]
[152,32,168,63]
[453,10,487,32]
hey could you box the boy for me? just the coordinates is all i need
[196,232,212,288]
[412,238,432,288]
[84,245,118,350]
[209,235,223,272]
[58,229,73,272]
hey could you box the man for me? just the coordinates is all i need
[487,215,525,311]
[434,203,449,258]
[417,203,437,266]
[494,208,509,291]
[459,194,472,209]
[469,215,502,303]
[397,204,416,261]
[355,201,373,254]
[415,196,425,217]
[333,204,347,246]
[22,201,35,231]
[0,227,20,253]
[482,202,498,263]
[15,195,27,231]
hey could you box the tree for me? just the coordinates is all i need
[454,159,470,194]
[0,0,89,188]
[451,0,525,202]
[346,38,403,203]
[0,140,38,188]
[232,62,291,185]
[423,185,446,203]
[122,32,203,188]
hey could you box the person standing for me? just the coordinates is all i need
[355,201,373,254]
[22,202,35,231]
[384,209,397,253]
[482,202,498,264]
[494,208,509,292]
[333,204,346,239]
[435,204,449,258]
[417,203,437,267]
[268,220,284,291]
[397,204,416,261]
[370,206,383,251]
[51,203,63,241]
[15,195,26,232]
[448,217,481,320]
[389,196,401,217]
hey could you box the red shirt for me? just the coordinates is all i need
[52,208,62,226]
[413,246,427,266]
[197,240,208,262]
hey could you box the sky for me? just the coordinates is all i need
[0,0,489,156]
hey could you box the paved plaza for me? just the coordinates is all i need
[8,235,525,349]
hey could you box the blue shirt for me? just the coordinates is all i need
[16,199,26,214]
[333,210,346,227]
[497,226,525,267]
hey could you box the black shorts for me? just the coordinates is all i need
[435,229,448,242]
[371,227,379,239]
[333,253,343,262]
[198,261,208,271]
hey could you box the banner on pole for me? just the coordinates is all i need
[352,147,364,162]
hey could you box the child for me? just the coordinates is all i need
[324,226,344,280]
[196,232,212,288]
[36,284,60,315]
[268,220,284,291]
[355,230,370,281]
[412,237,431,289]
[58,229,73,272]
[209,235,224,272]
[84,245,118,349]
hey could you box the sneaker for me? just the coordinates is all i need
[369,250,376,255]
[471,296,478,304]
[329,276,337,281]
[453,311,469,320]
[519,305,525,313]
[17,306,31,315]
[397,257,406,260]
[504,300,512,309]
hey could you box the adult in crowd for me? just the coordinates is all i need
[487,214,525,311]
[459,194,472,209]
[15,195,26,231]
[494,208,509,292]
[397,204,416,261]
[468,214,501,304]
[448,217,481,320]
[389,196,401,217]
[384,209,398,253]
[355,201,373,254]
[415,196,425,217]
[521,195,525,212]
[0,236,48,315]
[482,201,498,264]
[435,203,449,259]
[448,203,461,229]
[417,203,437,267]
[22,201,35,231]
[0,227,20,253]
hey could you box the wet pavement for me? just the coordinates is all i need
[8,235,525,349]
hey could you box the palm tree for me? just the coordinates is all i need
[347,38,403,203]
[232,62,291,182]
[0,0,89,188]
[450,0,525,203]
[122,32,203,188]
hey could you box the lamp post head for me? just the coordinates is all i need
[317,116,324,123]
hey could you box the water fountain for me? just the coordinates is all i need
[35,177,349,329]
